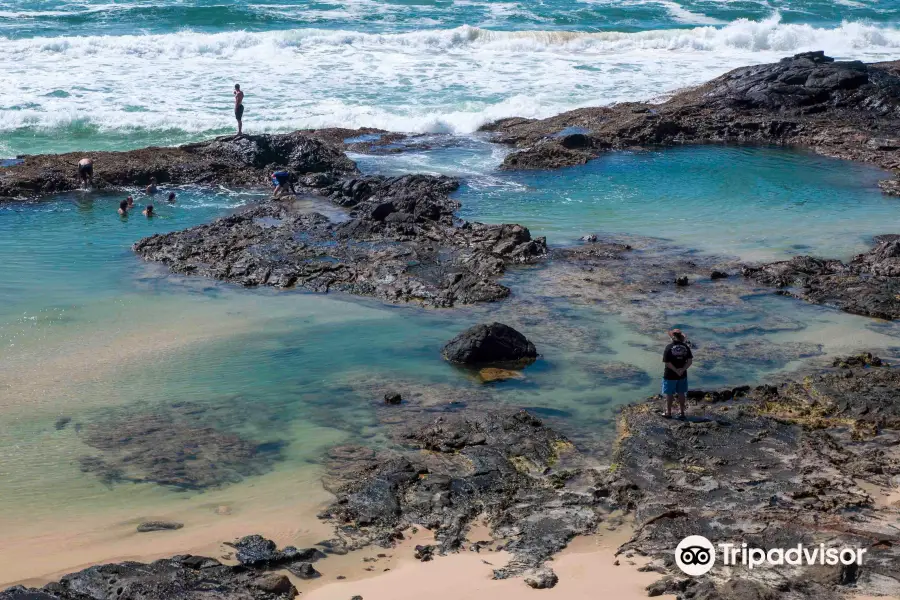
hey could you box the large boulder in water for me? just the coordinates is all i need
[441,322,537,366]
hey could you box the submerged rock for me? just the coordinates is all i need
[77,407,282,490]
[441,322,537,366]
[477,367,526,383]
[136,521,184,533]
[383,392,402,405]
[742,236,900,319]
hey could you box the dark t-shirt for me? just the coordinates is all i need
[663,342,693,380]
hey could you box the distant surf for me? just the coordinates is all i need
[1,13,898,154]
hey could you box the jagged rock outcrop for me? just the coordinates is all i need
[0,131,358,201]
[134,174,547,307]
[605,360,900,599]
[742,235,900,319]
[318,407,603,577]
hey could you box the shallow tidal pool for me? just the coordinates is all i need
[1,142,899,584]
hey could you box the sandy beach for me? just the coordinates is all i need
[302,527,675,600]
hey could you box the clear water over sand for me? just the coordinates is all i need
[2,144,899,583]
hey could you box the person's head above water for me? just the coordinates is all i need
[144,204,154,216]
[167,192,176,202]
[126,195,134,205]
[119,199,128,211]
[234,84,240,91]
[668,329,686,342]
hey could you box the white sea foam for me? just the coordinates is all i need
[0,15,898,142]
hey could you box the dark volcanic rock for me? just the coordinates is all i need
[413,545,435,562]
[225,535,326,570]
[134,175,546,308]
[285,562,321,579]
[500,138,595,170]
[606,361,900,599]
[319,408,601,577]
[228,535,281,567]
[486,53,900,183]
[136,521,184,533]
[0,131,357,201]
[0,555,298,600]
[742,236,900,319]
[441,322,537,366]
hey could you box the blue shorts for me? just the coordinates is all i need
[662,378,688,395]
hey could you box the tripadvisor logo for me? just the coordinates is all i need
[675,536,867,576]
[675,536,716,576]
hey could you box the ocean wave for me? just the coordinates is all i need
[2,16,900,56]
[1,15,898,149]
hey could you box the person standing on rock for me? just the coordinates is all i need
[662,329,692,420]
[233,84,244,136]
[77,157,93,187]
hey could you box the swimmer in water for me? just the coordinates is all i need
[126,195,135,209]
[167,191,176,203]
[143,204,154,217]
[78,158,93,187]
[234,84,244,136]
[118,199,128,215]
[146,177,158,195]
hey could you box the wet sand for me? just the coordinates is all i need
[0,463,336,587]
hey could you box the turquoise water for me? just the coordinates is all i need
[3,142,900,583]
[2,0,900,583]
[2,0,895,39]
[357,141,899,260]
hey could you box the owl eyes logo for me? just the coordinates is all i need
[675,536,716,576]
[680,546,711,565]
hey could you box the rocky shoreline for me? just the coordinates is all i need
[480,51,900,195]
[133,172,546,307]
[741,235,900,319]
[3,356,898,600]
[1,52,899,315]
[2,51,900,599]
